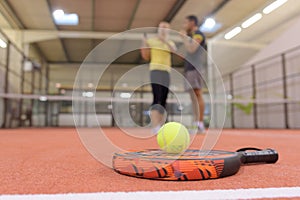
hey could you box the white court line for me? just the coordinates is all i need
[1,187,300,200]
[224,130,300,139]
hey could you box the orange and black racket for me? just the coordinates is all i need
[113,148,278,181]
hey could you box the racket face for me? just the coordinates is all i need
[113,149,241,181]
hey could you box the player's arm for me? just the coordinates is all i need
[182,32,203,53]
[141,34,151,61]
[159,38,177,52]
[166,41,177,53]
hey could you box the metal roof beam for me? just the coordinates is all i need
[164,0,187,22]
[20,30,183,43]
[46,0,70,62]
[127,0,141,29]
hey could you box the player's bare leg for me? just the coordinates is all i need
[150,108,166,134]
[189,89,205,133]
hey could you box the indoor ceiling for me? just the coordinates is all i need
[222,0,300,44]
[2,0,281,64]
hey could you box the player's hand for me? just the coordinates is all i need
[142,34,149,47]
[143,35,147,42]
[158,36,168,44]
[179,30,187,39]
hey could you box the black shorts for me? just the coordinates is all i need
[150,70,170,111]
[184,69,203,90]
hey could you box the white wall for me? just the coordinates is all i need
[208,40,263,128]
[246,15,300,65]
[209,40,263,75]
[231,15,300,128]
[285,48,300,128]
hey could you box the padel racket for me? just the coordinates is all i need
[113,148,278,181]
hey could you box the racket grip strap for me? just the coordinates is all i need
[240,149,279,164]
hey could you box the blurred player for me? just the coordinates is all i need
[141,22,177,133]
[181,15,207,133]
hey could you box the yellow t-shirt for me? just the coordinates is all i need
[147,37,175,72]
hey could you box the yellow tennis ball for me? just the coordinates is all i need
[157,122,190,154]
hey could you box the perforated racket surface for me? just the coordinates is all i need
[113,149,278,181]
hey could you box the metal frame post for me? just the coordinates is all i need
[18,57,25,127]
[45,63,49,126]
[2,41,10,128]
[251,65,258,128]
[281,54,289,129]
[229,73,235,128]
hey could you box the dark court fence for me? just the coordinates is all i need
[222,45,300,129]
[0,30,48,128]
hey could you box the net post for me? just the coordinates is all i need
[37,62,43,127]
[31,61,35,120]
[45,62,50,126]
[84,95,88,127]
[281,53,289,129]
[18,56,26,127]
[2,41,11,128]
[39,65,42,92]
[210,61,217,128]
[111,71,115,127]
[251,64,258,129]
[139,84,144,126]
[229,73,235,128]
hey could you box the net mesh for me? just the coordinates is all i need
[0,92,298,128]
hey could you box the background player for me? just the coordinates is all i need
[141,22,177,133]
[181,15,207,133]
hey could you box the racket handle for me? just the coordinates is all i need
[240,149,279,164]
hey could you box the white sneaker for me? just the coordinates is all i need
[197,121,206,134]
[198,124,206,134]
[151,125,161,134]
[189,122,205,134]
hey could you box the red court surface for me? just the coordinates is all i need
[0,128,300,198]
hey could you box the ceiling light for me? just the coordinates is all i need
[204,18,216,29]
[82,92,94,98]
[263,0,288,14]
[39,96,48,102]
[0,39,7,48]
[53,9,64,18]
[242,13,263,28]
[224,27,242,40]
[53,9,79,26]
[120,93,131,99]
[200,18,222,33]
